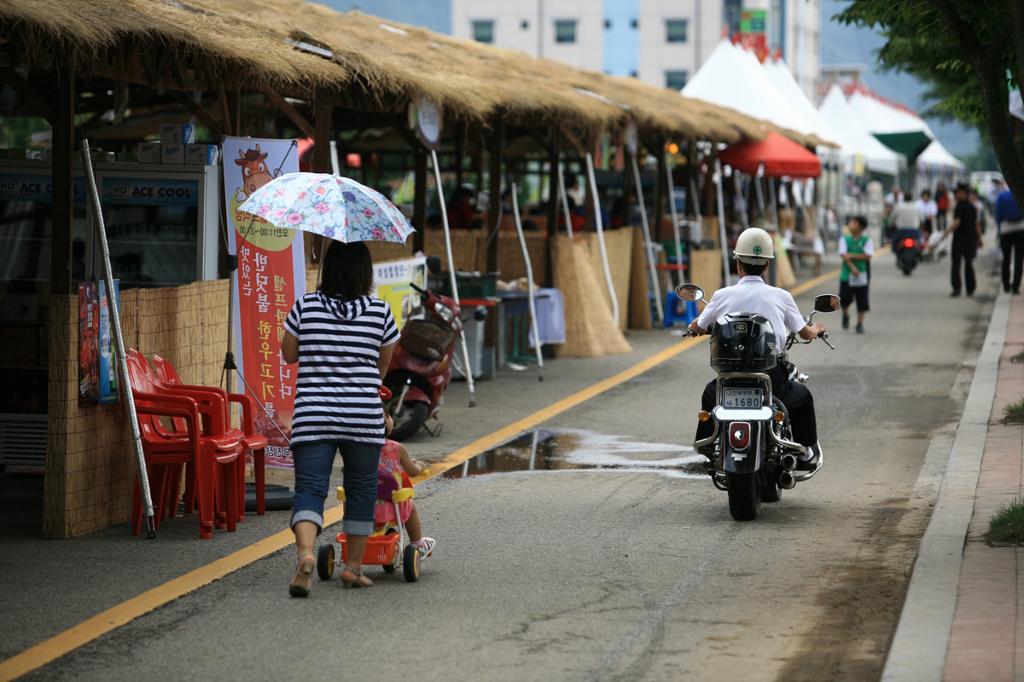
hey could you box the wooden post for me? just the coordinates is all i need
[620,136,633,229]
[653,139,665,243]
[545,127,561,286]
[454,122,465,190]
[486,116,504,272]
[412,146,427,253]
[51,70,75,297]
[310,88,333,263]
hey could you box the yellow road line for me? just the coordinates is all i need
[0,262,856,682]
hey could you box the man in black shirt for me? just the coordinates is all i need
[943,183,984,296]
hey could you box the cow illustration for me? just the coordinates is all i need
[234,144,276,203]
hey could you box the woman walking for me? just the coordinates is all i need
[282,241,399,595]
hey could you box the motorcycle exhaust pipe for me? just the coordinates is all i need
[780,454,798,471]
[779,471,796,489]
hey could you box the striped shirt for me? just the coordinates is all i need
[284,292,399,446]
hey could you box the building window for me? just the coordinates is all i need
[555,20,577,43]
[473,20,494,44]
[605,19,612,29]
[665,71,688,90]
[630,70,638,78]
[521,19,529,30]
[631,19,639,29]
[723,0,742,37]
[666,19,688,43]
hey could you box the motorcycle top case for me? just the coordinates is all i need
[709,313,777,373]
[400,320,454,361]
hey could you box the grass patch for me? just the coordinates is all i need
[1005,395,1024,424]
[987,498,1024,545]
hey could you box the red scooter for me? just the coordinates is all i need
[384,256,485,441]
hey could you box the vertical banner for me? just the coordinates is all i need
[223,137,303,470]
[78,283,100,406]
[97,280,120,404]
[373,256,427,330]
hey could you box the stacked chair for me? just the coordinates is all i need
[126,350,268,538]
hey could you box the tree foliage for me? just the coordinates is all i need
[836,0,1023,203]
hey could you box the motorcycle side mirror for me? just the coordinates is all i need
[472,307,488,322]
[675,284,706,303]
[813,294,841,313]
[426,255,443,275]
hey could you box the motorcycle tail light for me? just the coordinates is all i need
[728,422,751,450]
[698,410,711,422]
[773,410,785,422]
[903,238,915,248]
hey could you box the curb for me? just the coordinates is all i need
[881,291,1012,682]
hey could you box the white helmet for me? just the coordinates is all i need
[733,227,774,265]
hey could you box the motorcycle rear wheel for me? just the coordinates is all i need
[727,472,762,521]
[387,400,429,441]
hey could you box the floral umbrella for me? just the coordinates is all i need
[237,172,415,244]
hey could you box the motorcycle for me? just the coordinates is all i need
[676,284,839,521]
[891,227,924,276]
[383,255,486,441]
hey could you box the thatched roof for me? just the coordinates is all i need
[0,0,770,143]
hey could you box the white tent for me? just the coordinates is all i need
[818,84,905,177]
[917,139,964,171]
[848,90,934,162]
[760,57,843,149]
[682,40,814,140]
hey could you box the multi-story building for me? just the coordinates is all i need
[450,0,821,102]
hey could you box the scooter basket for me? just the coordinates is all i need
[400,320,453,361]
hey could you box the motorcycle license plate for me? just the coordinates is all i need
[722,388,762,409]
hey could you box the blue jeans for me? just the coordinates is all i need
[290,440,381,536]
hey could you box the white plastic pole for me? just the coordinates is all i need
[556,160,574,239]
[510,183,544,377]
[631,155,664,324]
[430,150,476,407]
[755,162,767,225]
[80,140,155,537]
[714,158,730,287]
[584,153,620,326]
[664,150,684,286]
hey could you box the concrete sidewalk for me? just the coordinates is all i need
[944,291,1024,682]
[884,290,1024,682]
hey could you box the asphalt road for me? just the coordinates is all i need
[8,249,1002,682]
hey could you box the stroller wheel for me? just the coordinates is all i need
[316,543,335,581]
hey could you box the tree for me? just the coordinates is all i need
[837,0,1023,208]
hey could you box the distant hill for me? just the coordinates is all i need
[820,0,979,160]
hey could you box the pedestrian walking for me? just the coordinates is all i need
[916,189,938,239]
[994,183,1023,294]
[281,241,400,595]
[943,183,984,297]
[935,183,950,232]
[838,216,873,333]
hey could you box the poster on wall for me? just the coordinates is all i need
[222,136,304,470]
[97,280,120,405]
[373,256,427,330]
[78,283,100,406]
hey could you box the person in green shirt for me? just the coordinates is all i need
[838,216,875,333]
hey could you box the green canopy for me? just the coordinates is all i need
[873,132,933,163]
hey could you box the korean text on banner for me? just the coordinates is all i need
[373,257,427,330]
[222,137,303,470]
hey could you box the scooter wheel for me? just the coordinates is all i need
[316,543,335,581]
[388,400,429,442]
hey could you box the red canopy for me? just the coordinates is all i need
[718,131,821,178]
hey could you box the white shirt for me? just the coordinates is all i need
[916,199,938,218]
[892,201,923,229]
[697,276,806,355]
[837,234,875,257]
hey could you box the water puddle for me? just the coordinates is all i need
[442,428,710,480]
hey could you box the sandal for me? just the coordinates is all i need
[288,552,316,598]
[340,565,373,589]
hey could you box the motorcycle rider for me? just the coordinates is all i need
[687,228,827,470]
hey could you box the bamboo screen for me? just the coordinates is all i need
[43,279,231,539]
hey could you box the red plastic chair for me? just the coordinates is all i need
[152,355,268,518]
[126,352,243,538]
